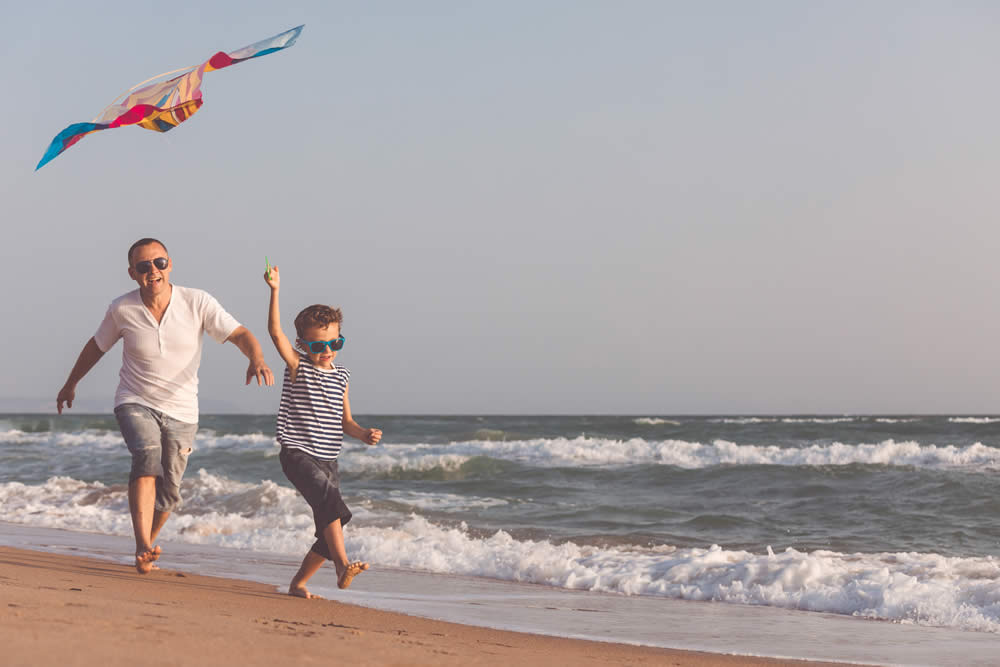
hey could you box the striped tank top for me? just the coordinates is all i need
[275,355,351,460]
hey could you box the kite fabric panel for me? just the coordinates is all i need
[36,25,303,170]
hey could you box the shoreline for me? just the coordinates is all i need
[0,546,852,666]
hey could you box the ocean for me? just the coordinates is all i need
[3,413,1000,640]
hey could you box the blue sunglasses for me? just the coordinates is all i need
[300,336,345,353]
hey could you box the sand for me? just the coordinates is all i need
[0,546,856,667]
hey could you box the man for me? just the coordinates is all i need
[57,238,274,573]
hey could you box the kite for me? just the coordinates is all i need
[36,25,304,170]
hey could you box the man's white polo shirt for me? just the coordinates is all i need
[94,285,241,424]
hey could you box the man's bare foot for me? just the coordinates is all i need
[288,584,323,599]
[337,561,369,589]
[149,545,162,561]
[135,549,157,574]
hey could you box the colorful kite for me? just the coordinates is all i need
[36,25,304,170]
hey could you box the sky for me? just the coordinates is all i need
[3,1,1000,415]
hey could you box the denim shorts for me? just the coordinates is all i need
[279,446,352,561]
[114,403,198,513]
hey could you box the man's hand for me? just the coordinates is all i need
[363,428,382,446]
[57,384,75,414]
[246,358,275,386]
[226,327,274,386]
[57,338,105,416]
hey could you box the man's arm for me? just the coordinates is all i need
[225,326,275,386]
[57,338,105,414]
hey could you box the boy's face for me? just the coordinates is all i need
[298,323,341,369]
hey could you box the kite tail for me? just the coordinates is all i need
[36,123,106,170]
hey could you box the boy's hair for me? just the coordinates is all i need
[128,238,168,265]
[294,304,343,338]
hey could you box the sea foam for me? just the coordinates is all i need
[344,437,1000,472]
[0,428,275,453]
[351,516,1000,633]
[3,472,1000,634]
[949,417,1000,424]
[7,427,1000,472]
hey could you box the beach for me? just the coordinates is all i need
[1,545,851,667]
[7,414,1000,664]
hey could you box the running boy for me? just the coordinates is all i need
[264,265,382,596]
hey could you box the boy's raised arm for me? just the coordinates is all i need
[264,266,300,370]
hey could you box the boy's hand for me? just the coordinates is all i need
[364,428,382,446]
[264,265,280,290]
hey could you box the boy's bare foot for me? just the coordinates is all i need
[135,549,157,574]
[337,561,369,589]
[288,585,323,599]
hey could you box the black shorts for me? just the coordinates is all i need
[279,446,353,561]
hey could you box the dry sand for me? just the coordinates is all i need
[0,546,857,666]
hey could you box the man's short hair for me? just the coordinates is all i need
[294,305,343,338]
[128,238,168,265]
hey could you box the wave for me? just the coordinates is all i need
[710,418,858,425]
[0,473,311,547]
[709,418,778,424]
[633,418,681,425]
[949,417,1000,424]
[0,473,501,547]
[343,438,1000,472]
[0,428,276,453]
[780,417,856,424]
[0,428,130,450]
[352,517,1000,633]
[8,428,1000,471]
[3,474,1000,634]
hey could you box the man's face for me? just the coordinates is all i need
[128,242,172,296]
[298,323,341,369]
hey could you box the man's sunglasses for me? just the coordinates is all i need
[300,337,346,353]
[134,257,169,274]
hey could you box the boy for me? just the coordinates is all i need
[264,265,382,596]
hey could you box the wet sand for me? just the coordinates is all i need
[0,546,852,666]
